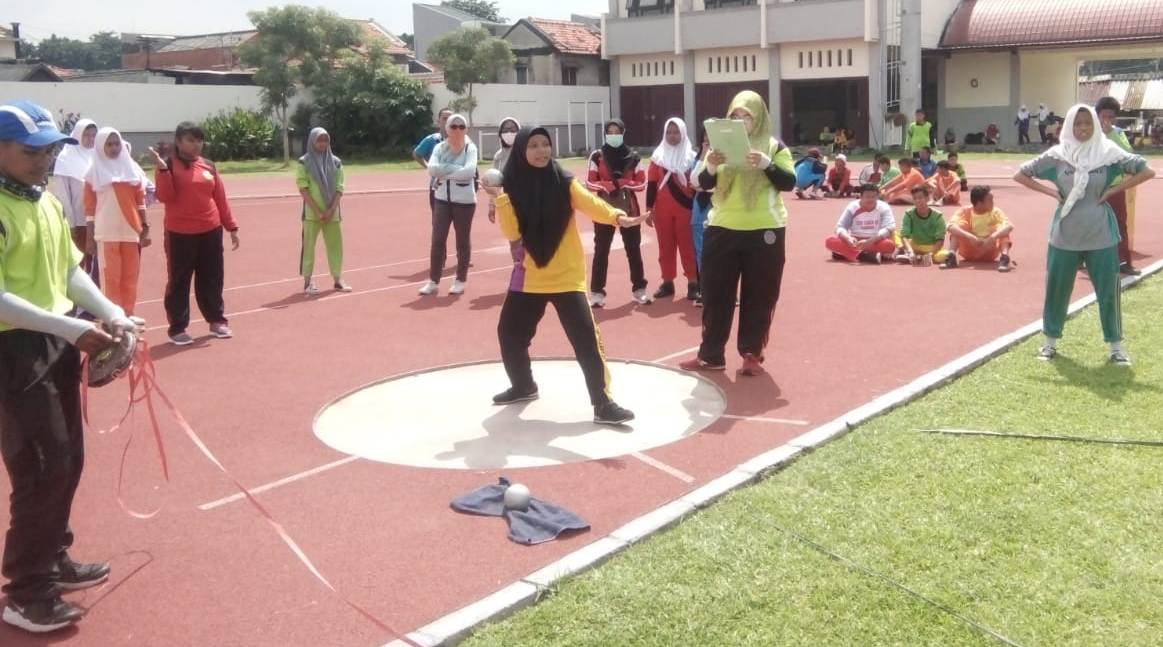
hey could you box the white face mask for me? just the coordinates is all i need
[605,134,624,148]
[500,132,516,146]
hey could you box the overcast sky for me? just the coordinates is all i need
[9,0,611,42]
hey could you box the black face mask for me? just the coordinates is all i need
[0,174,44,202]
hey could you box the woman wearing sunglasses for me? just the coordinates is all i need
[420,113,478,296]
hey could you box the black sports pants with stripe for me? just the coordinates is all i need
[498,291,612,406]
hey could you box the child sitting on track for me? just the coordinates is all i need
[825,183,896,263]
[946,151,968,191]
[880,157,927,204]
[943,185,1014,272]
[896,184,948,264]
[825,153,853,198]
[794,148,827,199]
[928,160,962,205]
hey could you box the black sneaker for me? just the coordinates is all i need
[53,558,110,591]
[1120,263,1141,276]
[686,281,700,301]
[492,385,539,405]
[594,401,635,425]
[1110,350,1132,366]
[998,253,1012,273]
[2,598,83,633]
[942,254,958,269]
[1036,345,1056,361]
[653,281,675,299]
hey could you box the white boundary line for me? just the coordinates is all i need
[384,258,1163,647]
[197,456,360,511]
[629,452,695,483]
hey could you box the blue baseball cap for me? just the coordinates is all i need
[0,101,78,147]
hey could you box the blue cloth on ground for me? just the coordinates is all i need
[450,477,590,545]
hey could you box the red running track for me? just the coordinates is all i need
[2,162,1160,646]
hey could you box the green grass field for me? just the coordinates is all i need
[461,275,1163,647]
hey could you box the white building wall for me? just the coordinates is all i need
[944,52,1011,108]
[618,53,684,86]
[693,46,768,83]
[779,39,869,80]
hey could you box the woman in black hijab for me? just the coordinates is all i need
[585,118,649,307]
[485,127,642,425]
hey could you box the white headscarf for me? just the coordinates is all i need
[435,113,472,164]
[299,127,341,204]
[1038,103,1049,120]
[1017,105,1030,120]
[1045,104,1132,219]
[85,127,142,188]
[650,117,696,185]
[53,118,97,181]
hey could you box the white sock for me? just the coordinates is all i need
[1110,341,1125,353]
[1043,335,1058,349]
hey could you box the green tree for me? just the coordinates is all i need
[312,47,432,155]
[425,27,514,124]
[240,5,361,164]
[25,32,122,70]
[399,33,415,49]
[442,0,504,22]
[88,32,123,70]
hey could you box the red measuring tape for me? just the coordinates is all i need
[83,340,422,646]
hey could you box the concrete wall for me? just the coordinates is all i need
[414,4,467,61]
[619,53,685,87]
[122,46,243,71]
[429,82,610,129]
[779,38,869,81]
[0,40,16,60]
[944,51,1011,108]
[0,81,285,153]
[919,0,960,49]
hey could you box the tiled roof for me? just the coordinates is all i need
[940,0,1163,49]
[354,20,412,56]
[158,31,256,53]
[527,18,601,56]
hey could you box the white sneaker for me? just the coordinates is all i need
[418,280,438,296]
[449,280,466,295]
[588,291,605,308]
[632,289,653,305]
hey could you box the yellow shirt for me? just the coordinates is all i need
[0,190,83,332]
[952,206,1010,238]
[496,179,621,294]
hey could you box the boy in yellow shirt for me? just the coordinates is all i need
[943,185,1014,272]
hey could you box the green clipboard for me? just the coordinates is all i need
[703,118,750,165]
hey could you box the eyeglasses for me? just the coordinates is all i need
[448,124,467,130]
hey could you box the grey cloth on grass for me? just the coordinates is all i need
[451,477,589,545]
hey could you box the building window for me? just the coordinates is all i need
[626,0,674,17]
[847,49,853,66]
[798,52,803,68]
[708,57,713,73]
[733,56,739,72]
[562,66,578,85]
[827,50,832,67]
[742,56,748,72]
[807,51,813,68]
[654,61,659,76]
[752,54,757,70]
[717,57,722,73]
[704,0,757,7]
[516,65,528,84]
[669,60,674,75]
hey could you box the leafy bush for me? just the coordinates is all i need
[311,48,433,156]
[201,108,280,161]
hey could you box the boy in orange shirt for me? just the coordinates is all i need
[928,160,961,205]
[880,157,927,204]
[943,185,1014,272]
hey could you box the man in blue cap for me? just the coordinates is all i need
[0,101,142,633]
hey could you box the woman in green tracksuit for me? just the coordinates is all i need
[296,127,350,295]
[1013,104,1155,365]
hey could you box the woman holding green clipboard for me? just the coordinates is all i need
[679,91,796,377]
